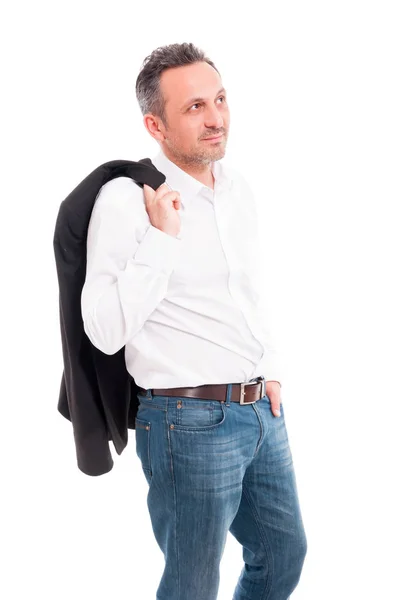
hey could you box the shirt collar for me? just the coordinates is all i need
[150,146,233,208]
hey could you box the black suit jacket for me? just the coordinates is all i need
[53,158,166,477]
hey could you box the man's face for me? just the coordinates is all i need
[155,61,230,167]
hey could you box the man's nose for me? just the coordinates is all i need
[204,107,224,129]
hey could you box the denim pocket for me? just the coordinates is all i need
[135,417,152,481]
[169,398,227,432]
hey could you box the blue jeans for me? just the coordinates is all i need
[135,384,307,600]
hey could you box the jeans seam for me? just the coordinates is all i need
[241,483,274,600]
[165,401,181,599]
[251,403,265,457]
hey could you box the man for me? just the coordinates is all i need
[81,42,307,600]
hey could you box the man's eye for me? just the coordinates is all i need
[190,96,226,111]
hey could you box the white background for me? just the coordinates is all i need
[1,1,397,598]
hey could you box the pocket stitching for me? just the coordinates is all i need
[171,401,227,432]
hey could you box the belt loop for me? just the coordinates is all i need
[147,388,153,399]
[258,375,265,400]
[225,383,232,406]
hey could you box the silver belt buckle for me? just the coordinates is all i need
[239,377,265,405]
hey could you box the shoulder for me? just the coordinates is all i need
[89,176,150,231]
[87,176,149,238]
[86,176,150,250]
[94,176,145,213]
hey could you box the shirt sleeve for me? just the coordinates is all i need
[238,173,285,387]
[81,177,182,355]
[252,224,284,387]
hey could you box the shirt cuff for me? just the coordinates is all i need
[133,224,181,276]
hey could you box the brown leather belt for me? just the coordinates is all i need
[140,376,266,405]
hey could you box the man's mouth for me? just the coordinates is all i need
[202,134,224,141]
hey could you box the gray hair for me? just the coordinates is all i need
[135,42,220,128]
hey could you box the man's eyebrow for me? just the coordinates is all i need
[182,87,226,109]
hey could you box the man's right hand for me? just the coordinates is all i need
[143,182,181,238]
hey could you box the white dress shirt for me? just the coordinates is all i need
[81,146,283,389]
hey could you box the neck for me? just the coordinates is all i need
[161,147,215,190]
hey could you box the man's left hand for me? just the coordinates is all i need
[265,380,282,417]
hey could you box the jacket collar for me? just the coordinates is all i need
[151,146,233,208]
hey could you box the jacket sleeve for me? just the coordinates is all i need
[81,176,182,355]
